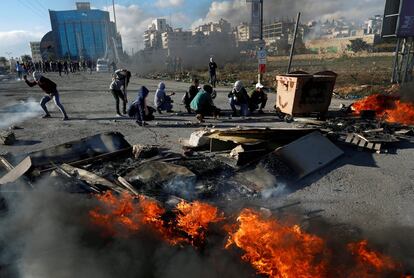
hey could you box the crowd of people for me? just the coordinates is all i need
[15,60,97,80]
[22,58,268,126]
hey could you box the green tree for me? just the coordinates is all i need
[21,55,32,63]
[348,39,370,52]
[0,56,7,66]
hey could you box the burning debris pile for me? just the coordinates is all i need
[351,94,414,126]
[0,122,413,277]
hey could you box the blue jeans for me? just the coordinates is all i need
[41,92,68,118]
[229,98,249,116]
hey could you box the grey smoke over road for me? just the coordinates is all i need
[0,99,42,129]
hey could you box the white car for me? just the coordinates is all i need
[96,59,109,72]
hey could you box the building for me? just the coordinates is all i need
[161,28,192,50]
[263,21,307,45]
[235,23,252,42]
[48,2,122,60]
[365,15,383,35]
[144,19,172,50]
[248,0,261,40]
[192,19,231,36]
[30,42,42,62]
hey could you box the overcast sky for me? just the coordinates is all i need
[0,0,385,57]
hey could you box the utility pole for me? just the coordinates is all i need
[287,12,301,74]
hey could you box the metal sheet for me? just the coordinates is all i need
[275,132,344,179]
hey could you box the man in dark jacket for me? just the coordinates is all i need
[128,86,154,126]
[183,79,200,114]
[208,58,217,88]
[249,83,267,114]
[228,80,250,117]
[24,71,69,120]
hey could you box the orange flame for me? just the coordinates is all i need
[90,192,223,246]
[226,208,328,278]
[176,200,224,245]
[347,240,401,277]
[352,94,414,125]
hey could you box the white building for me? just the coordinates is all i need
[162,28,192,50]
[30,42,42,62]
[144,18,172,49]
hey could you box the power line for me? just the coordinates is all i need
[17,0,49,24]
[22,0,49,17]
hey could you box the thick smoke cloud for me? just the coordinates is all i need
[0,182,254,278]
[193,0,385,27]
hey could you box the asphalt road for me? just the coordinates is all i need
[0,72,413,267]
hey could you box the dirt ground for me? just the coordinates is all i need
[0,72,413,267]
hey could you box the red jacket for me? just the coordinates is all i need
[25,76,57,95]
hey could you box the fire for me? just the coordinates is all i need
[175,200,224,245]
[347,240,400,277]
[226,208,328,278]
[90,192,223,246]
[89,192,166,237]
[351,94,414,125]
[90,195,409,277]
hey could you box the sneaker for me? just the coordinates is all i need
[62,116,69,121]
[116,113,124,118]
[167,110,174,113]
[157,108,163,114]
[232,112,239,117]
[196,114,205,123]
[258,109,265,115]
[42,114,51,119]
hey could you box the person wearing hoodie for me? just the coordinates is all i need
[190,84,220,123]
[128,86,155,126]
[183,79,200,114]
[228,80,250,117]
[24,71,69,120]
[154,82,175,113]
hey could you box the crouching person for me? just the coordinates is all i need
[128,86,155,126]
[190,84,220,123]
[183,79,200,114]
[24,71,69,120]
[228,81,250,117]
[154,82,175,114]
[249,83,267,114]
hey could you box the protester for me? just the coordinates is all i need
[57,61,63,77]
[24,71,69,120]
[249,83,268,114]
[154,82,175,114]
[228,80,250,117]
[128,86,155,126]
[109,69,131,116]
[183,79,200,114]
[16,62,23,80]
[190,84,220,123]
[208,58,218,88]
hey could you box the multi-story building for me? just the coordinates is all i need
[192,19,231,36]
[47,2,122,60]
[144,19,172,50]
[263,21,307,45]
[161,28,192,50]
[29,42,42,62]
[235,23,252,42]
[365,15,383,35]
